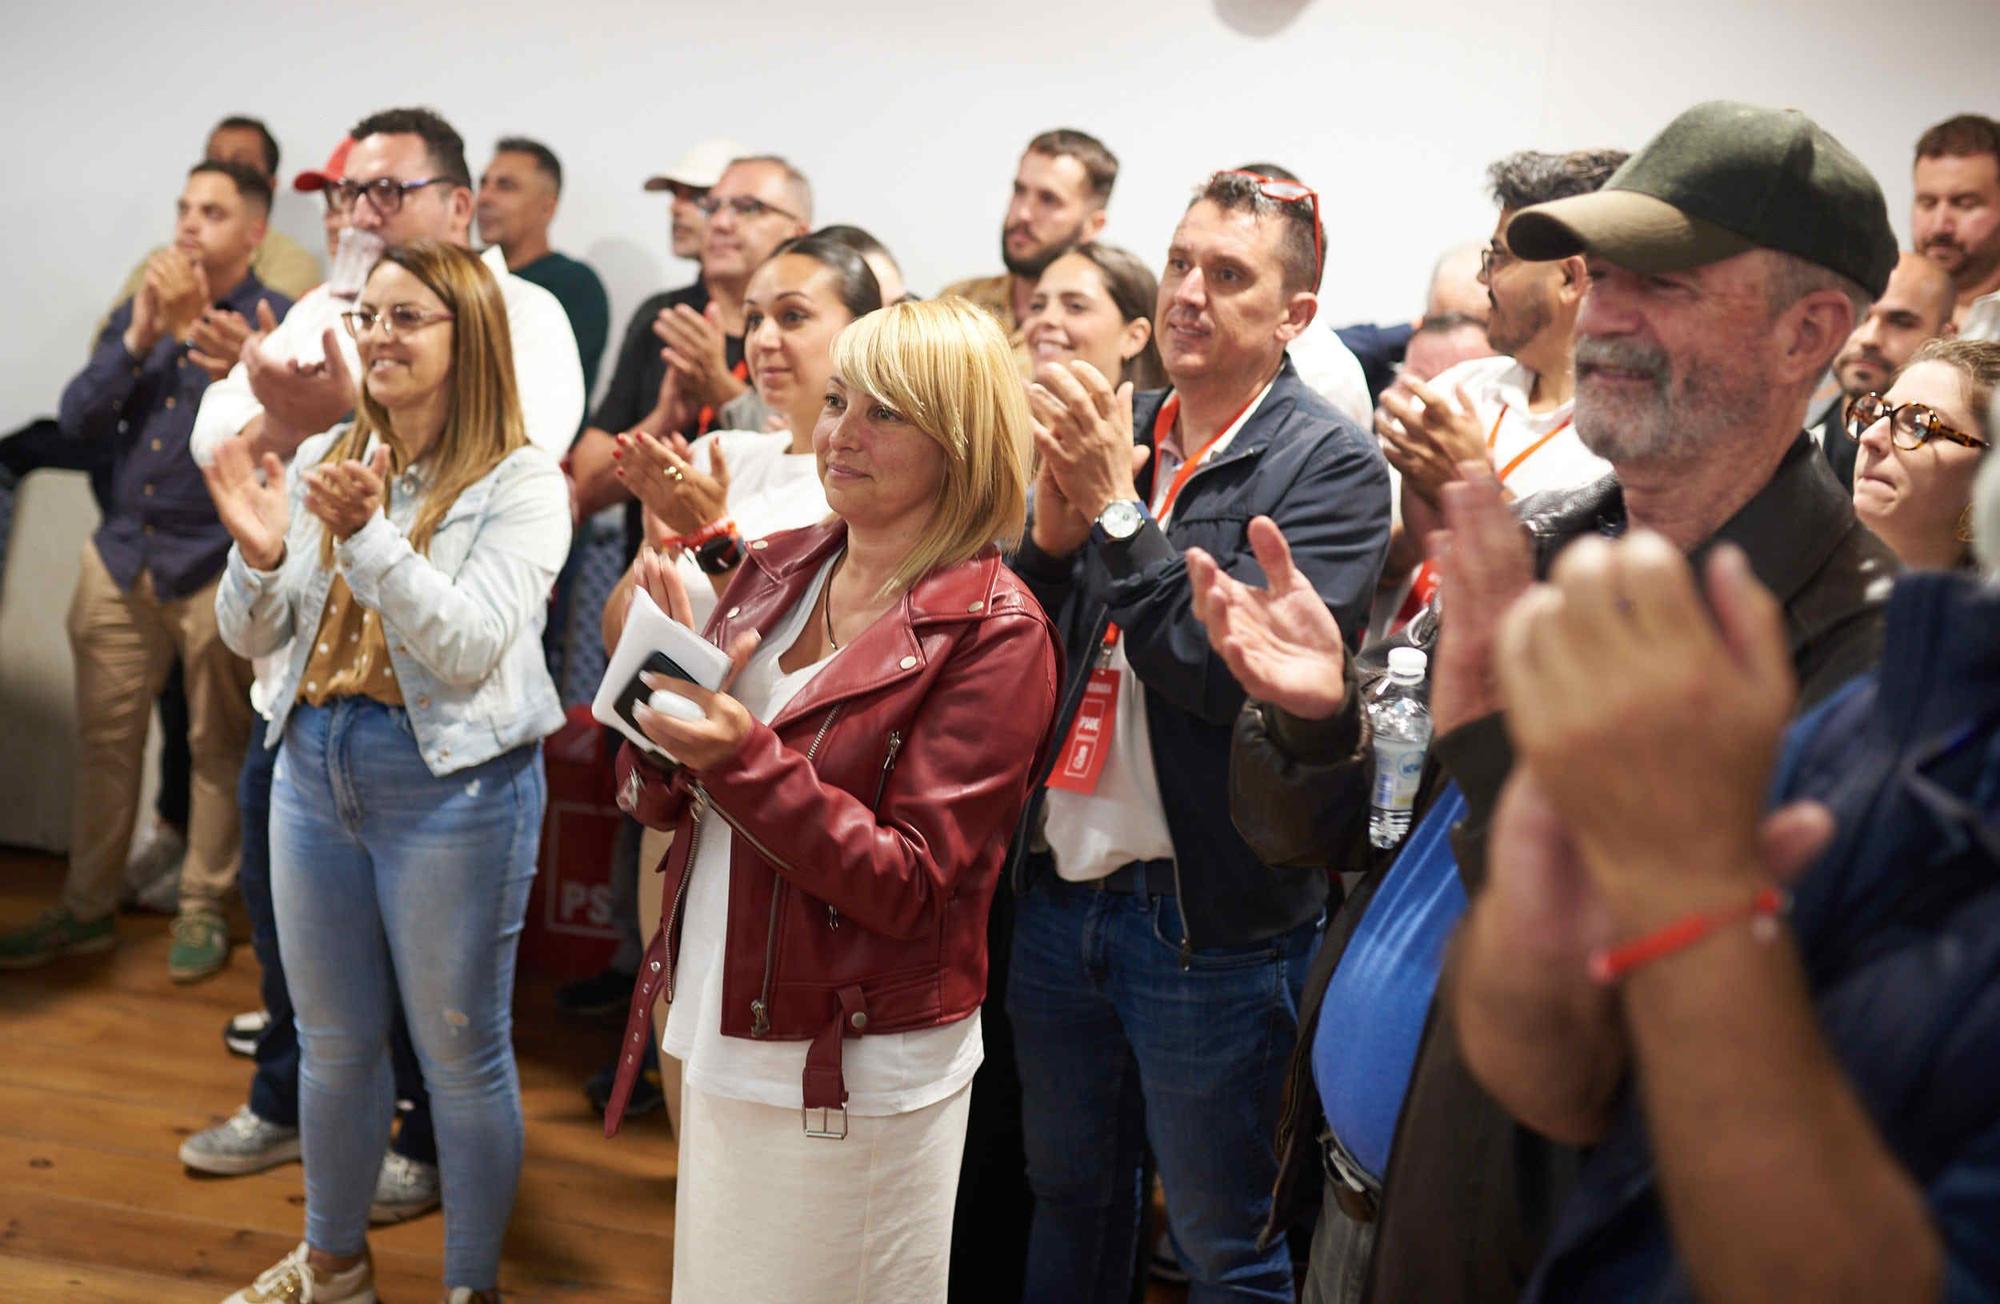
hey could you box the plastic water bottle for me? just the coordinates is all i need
[1367,647,1432,849]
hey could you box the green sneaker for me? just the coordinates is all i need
[168,909,230,983]
[0,906,115,970]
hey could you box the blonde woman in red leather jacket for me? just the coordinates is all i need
[599,297,1060,1301]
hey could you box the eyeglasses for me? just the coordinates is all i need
[1214,170,1324,289]
[340,304,456,340]
[1844,392,1991,451]
[696,194,803,224]
[1479,244,1515,282]
[327,176,455,216]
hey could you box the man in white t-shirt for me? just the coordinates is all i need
[1375,149,1626,619]
[191,107,582,471]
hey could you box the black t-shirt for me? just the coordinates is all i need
[595,280,746,557]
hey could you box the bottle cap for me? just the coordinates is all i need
[1386,647,1428,681]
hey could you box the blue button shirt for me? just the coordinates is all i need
[58,272,291,599]
[1313,781,1469,1180]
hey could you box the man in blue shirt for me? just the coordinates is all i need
[0,160,290,983]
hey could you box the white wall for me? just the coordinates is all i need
[2,0,1996,424]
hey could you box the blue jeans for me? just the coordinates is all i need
[241,712,435,1159]
[271,700,543,1289]
[1009,876,1317,1303]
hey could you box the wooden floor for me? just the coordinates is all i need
[0,849,1195,1303]
[0,849,675,1303]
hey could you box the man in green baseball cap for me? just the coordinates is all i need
[1203,101,1901,1304]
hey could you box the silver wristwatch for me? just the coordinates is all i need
[1095,498,1148,541]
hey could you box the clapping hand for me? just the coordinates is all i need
[246,314,357,450]
[1189,516,1349,721]
[1378,373,1489,508]
[653,302,745,409]
[303,447,390,541]
[1029,359,1145,525]
[149,249,210,342]
[187,307,252,382]
[618,430,730,538]
[200,435,291,571]
[1428,465,1534,735]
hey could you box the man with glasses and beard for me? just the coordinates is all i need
[942,129,1118,366]
[1205,101,1901,1304]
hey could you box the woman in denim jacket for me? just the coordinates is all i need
[208,240,570,1304]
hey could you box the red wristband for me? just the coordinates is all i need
[1587,886,1788,984]
[658,516,735,553]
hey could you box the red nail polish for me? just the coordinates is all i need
[611,449,622,460]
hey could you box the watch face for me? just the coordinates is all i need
[1099,500,1144,539]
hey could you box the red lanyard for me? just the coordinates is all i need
[1102,388,1257,652]
[695,358,752,437]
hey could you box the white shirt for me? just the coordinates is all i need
[665,558,984,1115]
[1042,379,1275,883]
[1423,354,1610,499]
[1286,325,1373,429]
[190,245,582,466]
[191,245,583,715]
[675,428,827,630]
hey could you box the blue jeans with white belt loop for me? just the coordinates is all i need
[270,698,543,1289]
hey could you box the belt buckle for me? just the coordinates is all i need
[802,1105,848,1140]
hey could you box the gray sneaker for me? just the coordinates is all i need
[369,1151,440,1225]
[179,1106,301,1175]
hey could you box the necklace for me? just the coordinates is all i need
[822,551,845,651]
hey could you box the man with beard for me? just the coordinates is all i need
[1198,101,1900,1304]
[941,129,1117,365]
[1818,251,1957,488]
[1913,114,2000,331]
[1371,149,1624,631]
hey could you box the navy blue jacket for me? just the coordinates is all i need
[1527,570,2000,1302]
[1010,357,1392,948]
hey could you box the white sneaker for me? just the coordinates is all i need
[369,1150,440,1225]
[120,821,186,914]
[221,1241,375,1303]
[179,1105,301,1176]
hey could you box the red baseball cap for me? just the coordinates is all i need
[293,137,354,193]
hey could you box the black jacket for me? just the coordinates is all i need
[1009,357,1391,948]
[1236,435,1899,1301]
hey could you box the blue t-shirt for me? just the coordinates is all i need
[1311,781,1469,1181]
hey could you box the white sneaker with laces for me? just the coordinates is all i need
[180,1105,301,1176]
[221,1241,375,1303]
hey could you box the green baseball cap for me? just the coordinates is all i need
[1507,101,1897,297]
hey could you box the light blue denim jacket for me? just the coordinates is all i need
[215,427,571,776]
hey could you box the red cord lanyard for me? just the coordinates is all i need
[1486,403,1574,483]
[1101,389,1257,654]
[695,358,751,437]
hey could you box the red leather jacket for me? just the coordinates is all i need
[602,520,1061,1135]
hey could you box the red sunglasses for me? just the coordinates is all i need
[1214,169,1324,289]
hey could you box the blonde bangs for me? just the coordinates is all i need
[832,299,1032,593]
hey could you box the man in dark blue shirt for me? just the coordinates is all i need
[0,159,290,984]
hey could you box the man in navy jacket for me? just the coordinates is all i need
[1005,169,1390,1301]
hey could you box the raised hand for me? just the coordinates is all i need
[1378,374,1489,508]
[152,250,209,341]
[201,435,291,570]
[653,302,745,409]
[1428,464,1534,735]
[617,429,729,538]
[247,322,357,446]
[1495,534,1801,932]
[187,307,251,382]
[1030,359,1139,523]
[1188,515,1348,721]
[303,446,389,541]
[124,273,164,358]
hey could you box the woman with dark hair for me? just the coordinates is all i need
[1848,336,2000,570]
[1024,241,1166,391]
[609,231,883,627]
[208,239,570,1304]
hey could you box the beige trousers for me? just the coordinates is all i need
[672,1080,972,1303]
[64,542,253,919]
